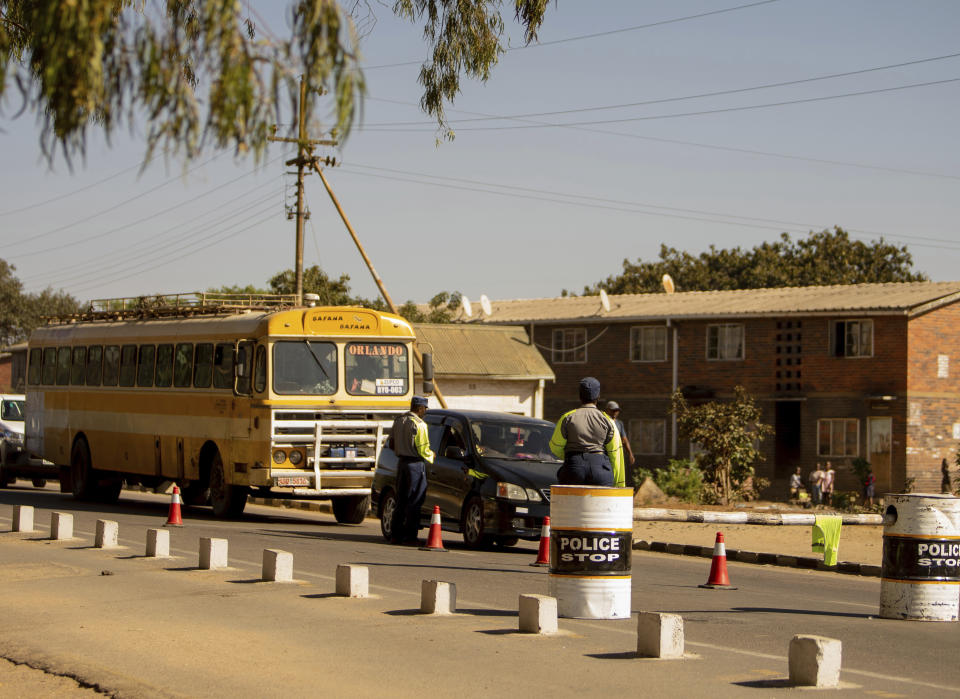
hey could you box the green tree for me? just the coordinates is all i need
[0,259,80,346]
[1,0,550,163]
[671,386,772,505]
[583,227,927,295]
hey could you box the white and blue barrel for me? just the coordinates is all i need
[879,493,960,621]
[548,485,633,619]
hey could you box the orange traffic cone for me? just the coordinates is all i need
[419,505,447,551]
[530,515,550,567]
[164,484,184,527]
[699,531,736,589]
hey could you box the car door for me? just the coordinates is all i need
[429,418,474,520]
[421,417,446,519]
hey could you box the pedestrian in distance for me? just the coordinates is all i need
[549,377,625,487]
[809,462,825,506]
[863,469,876,508]
[603,401,636,469]
[788,466,803,501]
[821,461,836,507]
[941,458,952,494]
[387,396,435,545]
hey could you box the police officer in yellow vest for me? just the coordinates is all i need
[387,396,435,544]
[549,377,625,487]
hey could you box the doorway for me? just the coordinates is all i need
[775,401,802,478]
[868,417,892,492]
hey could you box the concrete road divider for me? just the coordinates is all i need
[50,512,73,540]
[518,594,558,634]
[199,537,228,570]
[636,612,684,659]
[420,580,456,615]
[789,635,841,688]
[12,505,34,532]
[262,549,293,582]
[95,520,119,548]
[335,564,369,597]
[146,529,170,558]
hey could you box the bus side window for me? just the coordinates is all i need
[194,343,214,388]
[119,345,137,387]
[41,347,57,385]
[155,344,174,387]
[56,347,71,385]
[71,346,87,385]
[235,341,253,395]
[103,345,120,386]
[137,345,156,387]
[253,344,267,393]
[213,343,234,390]
[28,348,42,385]
[86,346,103,386]
[174,343,193,388]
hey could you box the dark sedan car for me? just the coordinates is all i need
[372,409,560,548]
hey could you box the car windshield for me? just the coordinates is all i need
[345,342,408,396]
[469,418,559,463]
[1,399,24,422]
[272,341,337,395]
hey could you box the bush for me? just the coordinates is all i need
[831,491,858,511]
[637,459,705,503]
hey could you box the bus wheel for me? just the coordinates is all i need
[70,438,97,501]
[98,478,122,504]
[332,495,370,524]
[208,451,248,518]
[0,444,13,487]
[181,480,210,508]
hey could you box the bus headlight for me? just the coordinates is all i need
[272,450,287,465]
[288,449,304,466]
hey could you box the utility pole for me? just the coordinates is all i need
[267,76,337,305]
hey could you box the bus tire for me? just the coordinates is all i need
[209,451,247,518]
[0,444,13,487]
[182,480,210,508]
[332,494,370,524]
[70,438,97,501]
[98,478,122,504]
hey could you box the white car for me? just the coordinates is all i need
[0,394,53,488]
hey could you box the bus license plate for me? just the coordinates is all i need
[277,477,310,487]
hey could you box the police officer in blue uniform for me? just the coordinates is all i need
[388,396,435,544]
[549,377,624,487]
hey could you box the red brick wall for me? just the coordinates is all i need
[0,357,11,392]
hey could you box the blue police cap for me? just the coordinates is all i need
[411,396,429,409]
[579,377,601,403]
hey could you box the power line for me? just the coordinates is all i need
[365,0,784,70]
[368,51,960,126]
[363,76,960,131]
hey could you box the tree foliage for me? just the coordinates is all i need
[0,259,81,346]
[0,0,549,163]
[671,386,772,505]
[582,228,927,295]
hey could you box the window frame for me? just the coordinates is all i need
[173,343,194,388]
[102,345,121,386]
[629,418,666,455]
[193,343,214,389]
[137,344,156,388]
[817,418,860,457]
[213,342,235,390]
[831,319,874,358]
[85,345,103,386]
[118,344,138,387]
[155,344,174,387]
[706,323,745,361]
[629,325,667,363]
[552,327,587,364]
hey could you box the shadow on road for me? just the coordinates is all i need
[668,606,872,620]
[354,560,543,576]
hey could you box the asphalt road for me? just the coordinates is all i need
[0,485,957,698]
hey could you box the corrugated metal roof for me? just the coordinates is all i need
[469,281,960,324]
[414,324,554,380]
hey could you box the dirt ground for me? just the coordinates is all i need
[633,502,884,565]
[0,658,103,698]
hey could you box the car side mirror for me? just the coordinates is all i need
[444,446,466,460]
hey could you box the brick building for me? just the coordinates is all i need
[475,281,960,496]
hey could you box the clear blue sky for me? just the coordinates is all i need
[1,0,958,306]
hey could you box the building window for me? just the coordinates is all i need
[831,319,873,358]
[552,328,586,364]
[707,324,744,360]
[630,418,665,455]
[818,418,859,457]
[630,326,667,362]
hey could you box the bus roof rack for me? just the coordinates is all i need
[44,292,302,323]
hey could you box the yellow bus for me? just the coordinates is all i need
[25,293,426,520]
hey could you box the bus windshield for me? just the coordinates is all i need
[273,341,337,395]
[345,342,409,396]
[1,399,24,422]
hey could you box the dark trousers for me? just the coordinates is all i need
[557,452,613,487]
[392,457,426,542]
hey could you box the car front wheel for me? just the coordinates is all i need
[379,489,398,542]
[461,496,492,549]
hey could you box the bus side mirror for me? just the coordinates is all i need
[421,352,433,394]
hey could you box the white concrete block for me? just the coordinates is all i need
[199,537,228,570]
[12,505,34,532]
[336,564,369,597]
[50,512,73,540]
[789,635,841,688]
[95,520,119,548]
[519,594,558,634]
[420,579,456,615]
[636,611,685,659]
[262,549,294,582]
[146,528,170,557]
